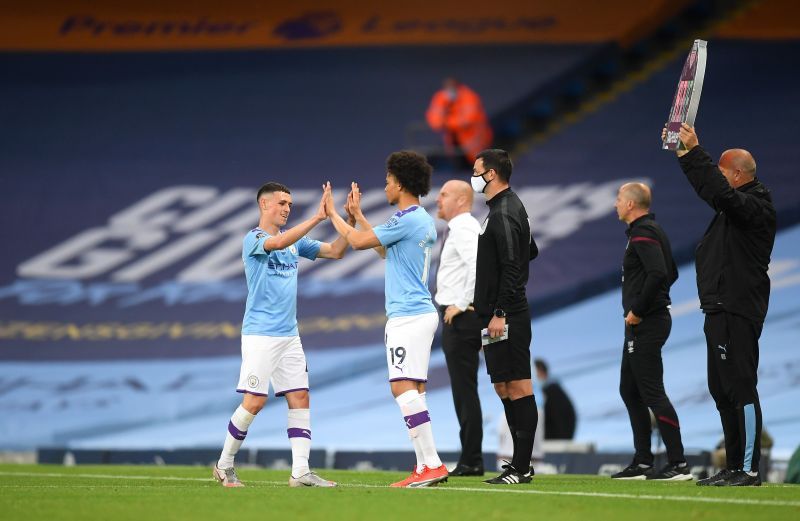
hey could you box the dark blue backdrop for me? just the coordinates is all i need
[1,41,798,361]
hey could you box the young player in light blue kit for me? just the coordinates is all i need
[327,151,448,487]
[213,182,352,488]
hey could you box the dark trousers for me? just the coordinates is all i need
[620,310,686,466]
[441,308,484,467]
[703,311,763,473]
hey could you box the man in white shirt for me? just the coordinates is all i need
[434,179,485,476]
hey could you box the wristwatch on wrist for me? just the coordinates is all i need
[493,308,506,318]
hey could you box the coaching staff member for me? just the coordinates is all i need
[670,123,776,487]
[471,149,539,485]
[434,180,485,476]
[611,182,690,481]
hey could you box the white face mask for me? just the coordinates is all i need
[471,173,489,194]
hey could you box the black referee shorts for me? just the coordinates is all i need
[482,311,532,384]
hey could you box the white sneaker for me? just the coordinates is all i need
[213,464,245,487]
[288,471,337,488]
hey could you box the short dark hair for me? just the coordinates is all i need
[256,182,291,202]
[534,358,548,376]
[476,149,513,182]
[386,150,432,197]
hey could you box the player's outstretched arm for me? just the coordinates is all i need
[317,188,355,259]
[348,182,386,258]
[263,183,329,252]
[326,184,382,251]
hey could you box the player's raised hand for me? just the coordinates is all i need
[678,123,699,154]
[349,182,364,217]
[343,191,358,224]
[344,190,354,217]
[317,182,333,220]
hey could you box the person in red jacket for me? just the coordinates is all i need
[426,78,493,168]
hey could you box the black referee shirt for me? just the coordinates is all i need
[474,188,538,318]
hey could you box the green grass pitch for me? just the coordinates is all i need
[2,464,799,521]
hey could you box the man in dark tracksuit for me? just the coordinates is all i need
[673,123,776,487]
[611,183,690,481]
[471,148,539,485]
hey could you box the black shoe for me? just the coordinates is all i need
[696,468,735,486]
[611,462,653,480]
[449,464,485,477]
[713,470,761,487]
[484,463,532,485]
[646,463,693,481]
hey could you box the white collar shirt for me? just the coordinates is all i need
[434,211,481,310]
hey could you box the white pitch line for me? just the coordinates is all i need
[0,485,202,489]
[0,471,211,482]
[0,471,798,508]
[417,485,800,508]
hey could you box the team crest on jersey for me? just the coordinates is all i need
[247,375,259,388]
[256,233,266,239]
[289,245,298,255]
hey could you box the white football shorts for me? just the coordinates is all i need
[236,335,309,397]
[384,311,439,382]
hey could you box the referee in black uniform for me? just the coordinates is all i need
[671,124,776,487]
[611,182,691,481]
[470,149,539,485]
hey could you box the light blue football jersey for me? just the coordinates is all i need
[241,228,321,336]
[373,205,437,318]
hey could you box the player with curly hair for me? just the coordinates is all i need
[326,151,448,488]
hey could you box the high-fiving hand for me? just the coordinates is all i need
[344,184,355,220]
[318,182,334,220]
[347,182,364,219]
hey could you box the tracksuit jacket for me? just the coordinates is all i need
[622,213,678,317]
[678,146,776,323]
